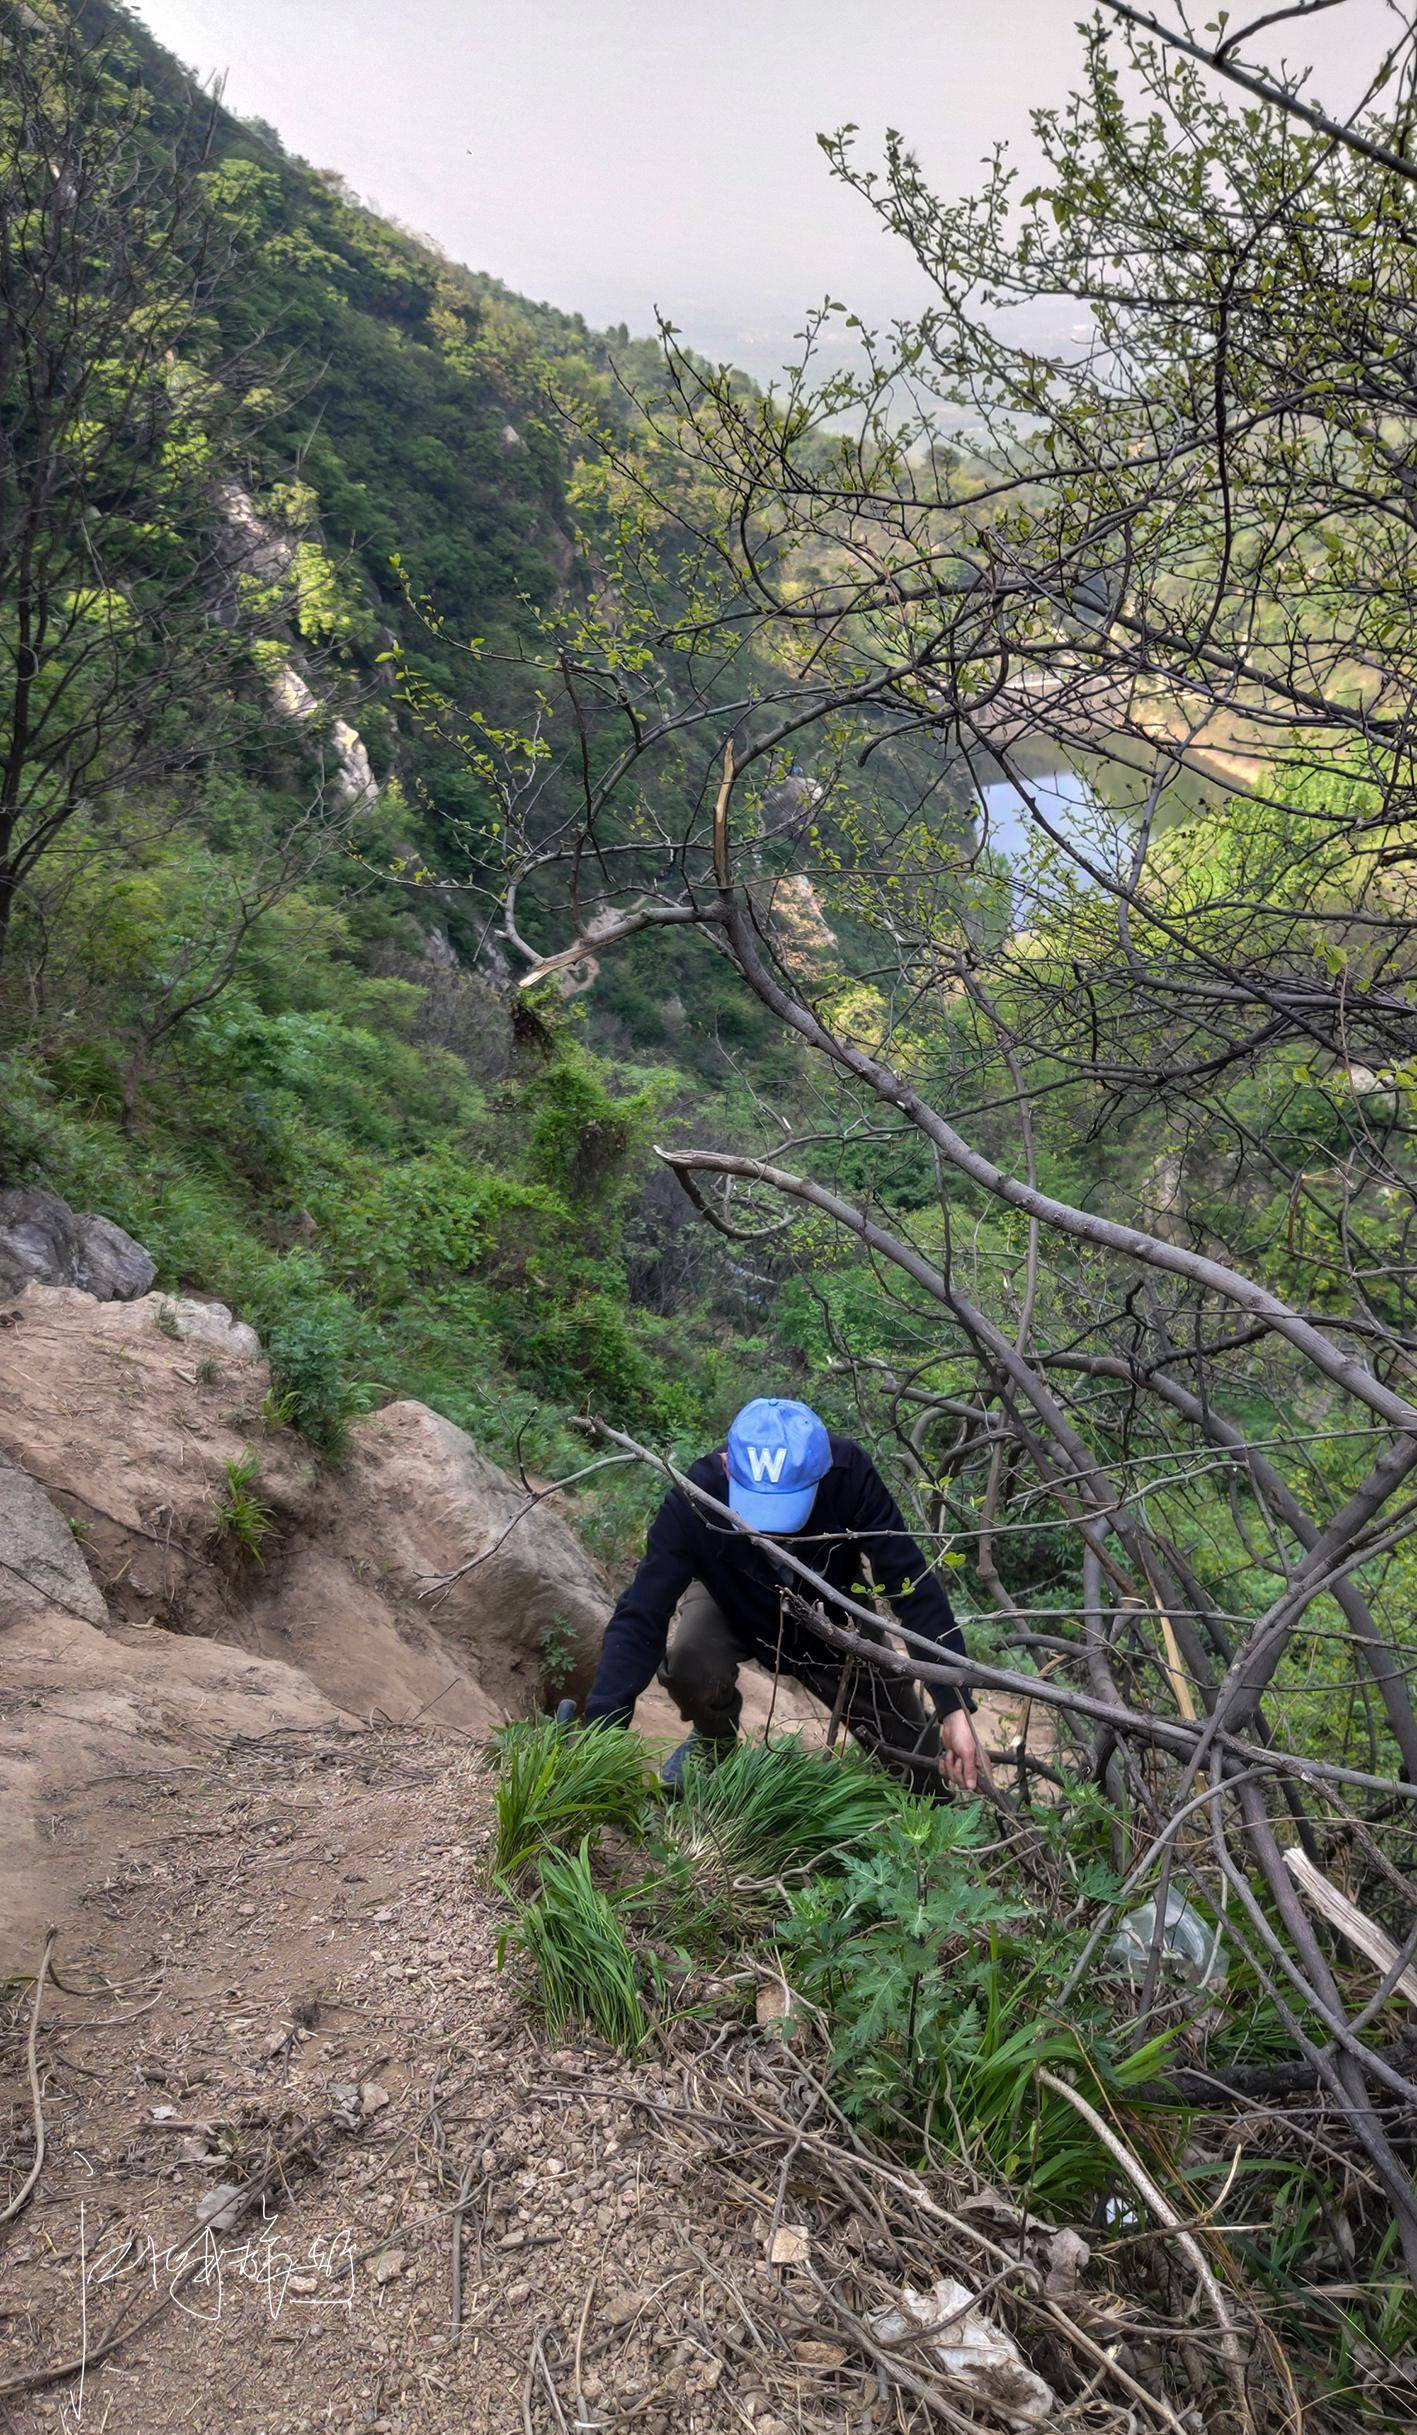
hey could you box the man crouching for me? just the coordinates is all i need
[581,1397,982,1795]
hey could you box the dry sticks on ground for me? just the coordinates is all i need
[0,1925,56,2232]
[525,2042,1267,2435]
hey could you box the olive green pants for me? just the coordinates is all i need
[658,1580,945,1795]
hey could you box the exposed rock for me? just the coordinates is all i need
[0,1452,106,1626]
[154,1295,261,1360]
[331,715,378,803]
[334,1399,611,1698]
[271,660,320,721]
[423,926,461,970]
[0,1288,605,1736]
[763,768,823,836]
[268,670,378,803]
[0,1278,846,1772]
[766,872,837,975]
[0,1284,315,1627]
[211,476,297,581]
[0,1187,156,1301]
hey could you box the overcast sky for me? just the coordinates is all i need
[130,1,1388,377]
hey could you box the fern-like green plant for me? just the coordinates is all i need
[780,1797,1181,2197]
[489,1716,648,1882]
[501,1837,650,2051]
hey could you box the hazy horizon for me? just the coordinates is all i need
[129,0,1388,380]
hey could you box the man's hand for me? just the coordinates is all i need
[939,1706,986,1794]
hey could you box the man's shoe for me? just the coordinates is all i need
[658,1730,735,1794]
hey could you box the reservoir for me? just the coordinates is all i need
[970,750,1217,915]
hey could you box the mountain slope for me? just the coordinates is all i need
[0,0,817,1549]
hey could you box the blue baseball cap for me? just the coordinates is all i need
[725,1397,831,1534]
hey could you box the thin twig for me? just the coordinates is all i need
[1037,2069,1251,2426]
[1,1926,56,2231]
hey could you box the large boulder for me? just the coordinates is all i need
[341,1402,608,1699]
[0,1279,838,1758]
[0,1289,604,1733]
[232,1402,612,1735]
[0,1283,316,1628]
[0,1187,155,1300]
[0,1451,106,1627]
[0,1434,339,1967]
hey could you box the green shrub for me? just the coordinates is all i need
[489,1716,649,1882]
[527,1056,640,1200]
[779,1797,1178,2193]
[537,1613,578,1695]
[232,1253,371,1454]
[262,1298,358,1452]
[500,1837,650,2051]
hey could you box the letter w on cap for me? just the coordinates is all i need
[745,1444,787,1485]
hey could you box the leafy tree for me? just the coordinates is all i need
[452,0,1417,2292]
[0,1,280,966]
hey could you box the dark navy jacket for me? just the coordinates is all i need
[584,1433,971,1725]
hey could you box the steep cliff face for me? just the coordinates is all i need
[0,1274,607,1965]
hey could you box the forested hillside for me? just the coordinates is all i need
[6,1,1417,2423]
[0,0,838,1531]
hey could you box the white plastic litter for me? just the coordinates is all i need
[868,2276,1056,2426]
[193,2182,244,2233]
[1109,1888,1226,1988]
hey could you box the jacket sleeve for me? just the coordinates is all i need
[583,1488,698,1725]
[848,1450,974,1719]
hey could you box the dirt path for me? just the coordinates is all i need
[0,1718,876,2435]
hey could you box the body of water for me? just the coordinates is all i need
[970,751,1216,919]
[974,763,1105,866]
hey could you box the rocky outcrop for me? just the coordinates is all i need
[212,475,297,582]
[0,1425,337,1965]
[0,1282,610,1736]
[0,1187,156,1300]
[212,482,379,805]
[0,1283,319,1629]
[269,660,378,803]
[324,1399,608,1700]
[0,1277,840,1864]
[0,1450,107,1627]
[330,715,377,804]
[767,873,838,976]
[153,1294,262,1359]
[0,1278,887,1970]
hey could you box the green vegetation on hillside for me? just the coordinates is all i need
[6,1,1417,2412]
[0,0,823,1541]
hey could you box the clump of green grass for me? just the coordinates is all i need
[502,1838,650,2051]
[213,1449,273,1564]
[670,1734,899,1885]
[490,1716,648,1882]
